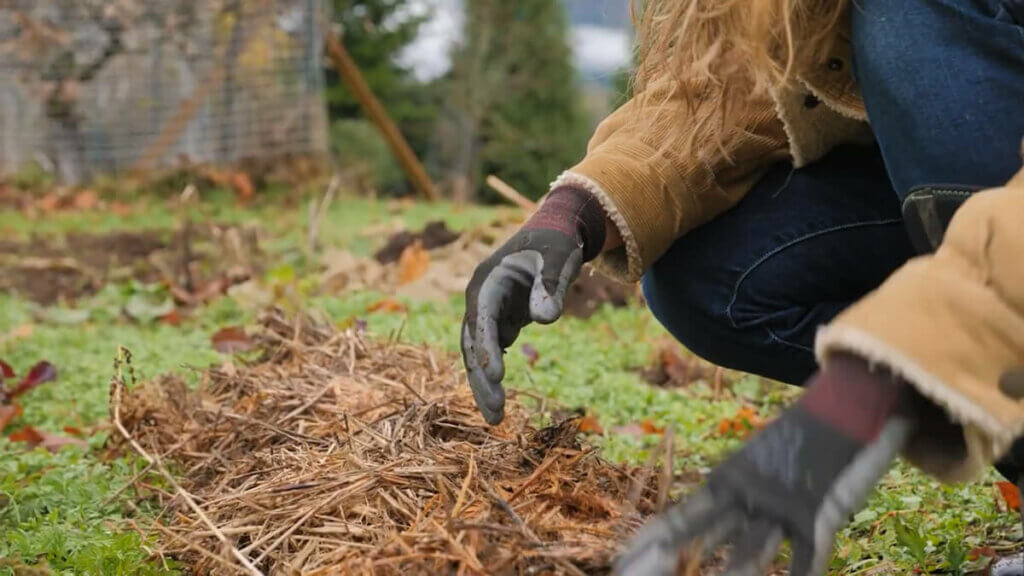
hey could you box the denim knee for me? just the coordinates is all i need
[641,260,820,385]
[851,0,1024,191]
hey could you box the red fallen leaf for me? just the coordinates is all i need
[397,241,431,285]
[660,348,690,383]
[63,426,84,437]
[968,546,996,560]
[997,481,1021,509]
[159,309,183,326]
[639,419,665,435]
[8,425,86,452]
[72,189,99,211]
[7,361,57,399]
[230,172,254,201]
[521,344,540,367]
[38,193,61,213]
[192,277,231,303]
[0,359,13,380]
[0,404,21,429]
[716,407,766,438]
[611,420,664,438]
[367,298,407,314]
[578,414,603,435]
[211,327,255,354]
[8,425,42,444]
[109,201,133,217]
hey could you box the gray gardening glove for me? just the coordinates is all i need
[461,186,606,424]
[616,355,918,576]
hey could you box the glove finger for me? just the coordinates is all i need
[789,535,829,576]
[462,323,505,425]
[529,247,581,324]
[615,490,741,576]
[474,256,535,382]
[721,519,784,576]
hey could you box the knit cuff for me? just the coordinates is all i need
[531,185,608,262]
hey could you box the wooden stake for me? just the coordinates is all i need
[324,33,439,201]
[485,175,537,212]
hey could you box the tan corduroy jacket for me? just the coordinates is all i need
[554,25,1024,481]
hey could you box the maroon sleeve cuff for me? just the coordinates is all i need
[525,185,607,262]
[800,353,907,444]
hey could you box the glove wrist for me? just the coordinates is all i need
[801,353,913,443]
[528,186,607,262]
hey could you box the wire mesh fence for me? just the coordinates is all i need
[0,0,329,185]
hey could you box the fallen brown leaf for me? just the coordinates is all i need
[997,481,1021,510]
[521,344,540,367]
[1,324,34,347]
[230,173,254,201]
[716,407,765,438]
[109,201,133,217]
[367,298,406,314]
[968,546,996,560]
[611,420,664,438]
[8,425,86,452]
[211,327,255,354]
[38,193,61,213]
[72,189,99,211]
[397,240,431,285]
[578,414,604,435]
[639,419,665,435]
[159,309,183,326]
[0,404,21,429]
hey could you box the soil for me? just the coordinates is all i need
[373,220,461,264]
[0,224,260,305]
[563,267,639,319]
[0,231,168,305]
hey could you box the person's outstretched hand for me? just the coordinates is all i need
[461,186,606,425]
[616,355,917,576]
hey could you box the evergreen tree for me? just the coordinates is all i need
[326,0,435,191]
[326,0,423,121]
[441,0,590,201]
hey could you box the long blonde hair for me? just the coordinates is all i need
[631,0,848,160]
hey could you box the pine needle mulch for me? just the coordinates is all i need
[108,309,661,575]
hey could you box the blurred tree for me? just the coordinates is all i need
[440,0,590,202]
[326,0,435,192]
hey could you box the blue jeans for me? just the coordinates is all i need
[643,0,1024,386]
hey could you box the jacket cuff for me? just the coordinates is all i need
[816,323,1002,483]
[550,171,643,283]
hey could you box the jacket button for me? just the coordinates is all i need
[803,94,820,109]
[827,58,844,71]
[1000,370,1024,400]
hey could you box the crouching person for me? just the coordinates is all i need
[460,0,1024,573]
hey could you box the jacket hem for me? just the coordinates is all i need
[799,78,869,123]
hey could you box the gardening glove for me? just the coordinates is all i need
[462,186,607,425]
[616,354,917,576]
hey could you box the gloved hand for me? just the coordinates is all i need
[462,186,607,425]
[616,355,916,576]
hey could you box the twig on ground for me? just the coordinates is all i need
[109,347,264,576]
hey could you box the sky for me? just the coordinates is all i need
[396,0,632,82]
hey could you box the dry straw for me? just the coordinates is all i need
[109,309,661,575]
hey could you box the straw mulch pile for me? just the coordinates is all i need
[109,309,661,575]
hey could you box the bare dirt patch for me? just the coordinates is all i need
[0,224,260,305]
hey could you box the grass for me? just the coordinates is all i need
[0,186,1019,575]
